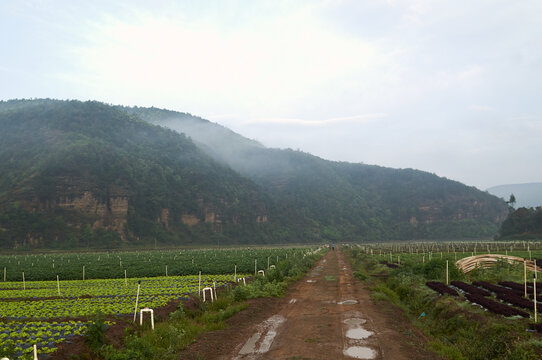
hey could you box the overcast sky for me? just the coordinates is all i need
[1,0,541,190]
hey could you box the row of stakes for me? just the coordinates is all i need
[4,256,279,284]
[131,268,266,328]
[0,266,270,358]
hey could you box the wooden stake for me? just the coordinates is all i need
[133,280,141,322]
[524,260,528,298]
[234,265,237,281]
[534,276,537,323]
[57,275,60,296]
[125,270,127,286]
[198,271,201,295]
[23,272,25,290]
[446,260,449,285]
[83,265,85,281]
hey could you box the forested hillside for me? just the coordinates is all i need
[0,99,510,249]
[0,100,303,249]
[499,207,542,239]
[124,105,509,241]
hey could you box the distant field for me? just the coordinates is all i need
[0,247,312,282]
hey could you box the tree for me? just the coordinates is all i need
[508,194,516,209]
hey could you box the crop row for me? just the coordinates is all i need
[0,248,315,281]
[0,275,238,319]
[425,282,458,296]
[0,320,113,360]
[0,274,240,299]
[428,281,539,318]
[450,281,491,297]
[465,293,529,318]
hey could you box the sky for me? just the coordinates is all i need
[1,0,541,190]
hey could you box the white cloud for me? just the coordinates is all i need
[65,7,388,118]
[470,105,493,112]
[245,113,388,126]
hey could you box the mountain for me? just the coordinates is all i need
[122,105,509,241]
[0,99,510,249]
[486,183,542,209]
[0,99,303,249]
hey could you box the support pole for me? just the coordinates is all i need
[23,272,25,290]
[534,276,538,323]
[133,280,141,322]
[524,260,528,298]
[57,275,60,296]
[446,260,449,285]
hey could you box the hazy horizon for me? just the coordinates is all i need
[2,1,541,190]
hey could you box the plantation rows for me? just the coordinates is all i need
[0,274,235,359]
[0,248,309,281]
[0,320,111,359]
[0,247,322,359]
[426,280,542,318]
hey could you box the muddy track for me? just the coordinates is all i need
[182,247,441,360]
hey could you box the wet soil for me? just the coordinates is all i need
[182,247,442,360]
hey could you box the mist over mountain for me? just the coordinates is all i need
[486,183,542,209]
[0,99,509,249]
[123,105,509,242]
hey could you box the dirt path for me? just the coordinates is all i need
[227,248,439,360]
[182,247,440,360]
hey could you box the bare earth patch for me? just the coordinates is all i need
[181,248,442,360]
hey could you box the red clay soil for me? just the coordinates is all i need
[181,248,441,360]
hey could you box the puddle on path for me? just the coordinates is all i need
[324,275,337,281]
[346,328,373,340]
[344,346,376,359]
[235,315,286,359]
[306,280,316,283]
[338,300,358,305]
[343,318,366,326]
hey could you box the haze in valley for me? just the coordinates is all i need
[1,0,541,190]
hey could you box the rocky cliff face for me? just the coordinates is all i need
[18,176,130,240]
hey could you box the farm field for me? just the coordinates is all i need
[347,240,542,359]
[0,248,308,281]
[0,247,320,359]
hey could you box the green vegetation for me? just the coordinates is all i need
[0,99,509,249]
[128,104,509,242]
[499,207,542,240]
[75,247,324,360]
[346,242,542,360]
[0,247,310,281]
[0,247,324,359]
[0,99,305,249]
